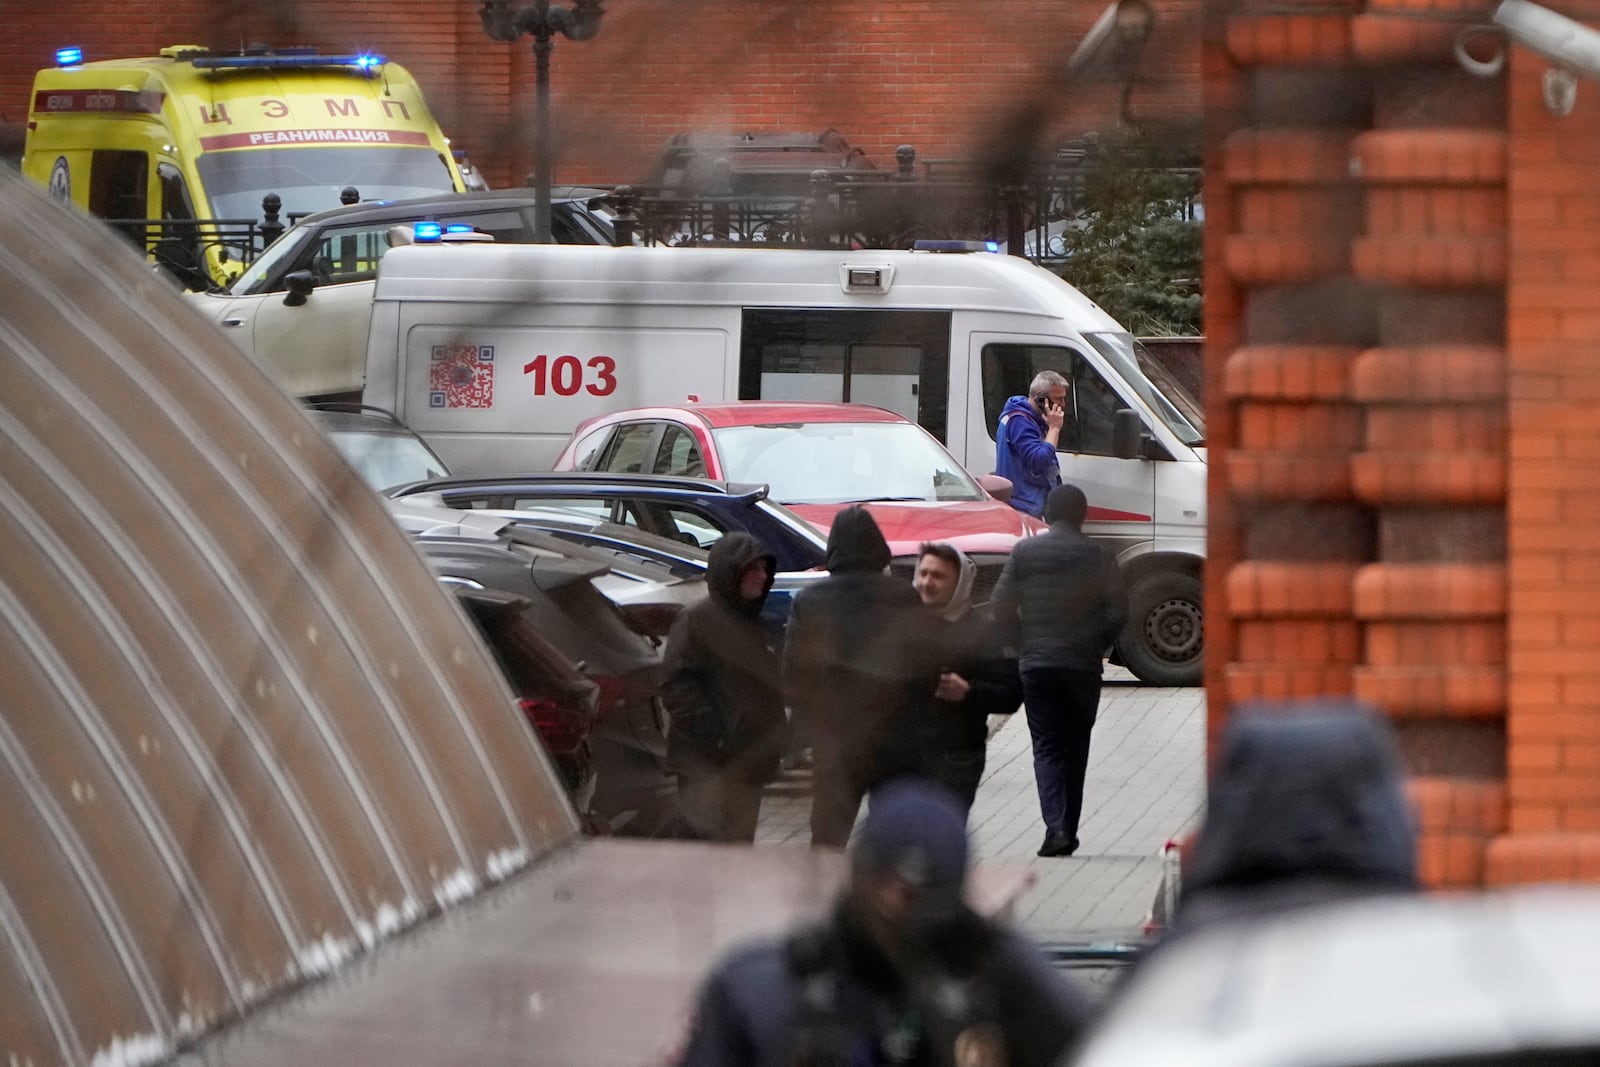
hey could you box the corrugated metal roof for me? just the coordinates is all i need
[0,170,576,1066]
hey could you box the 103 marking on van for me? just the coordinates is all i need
[523,354,618,398]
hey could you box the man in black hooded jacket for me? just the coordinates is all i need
[783,506,939,847]
[661,532,789,842]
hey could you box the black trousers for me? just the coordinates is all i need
[1020,667,1102,843]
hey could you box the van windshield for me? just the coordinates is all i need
[1083,331,1205,446]
[195,146,457,222]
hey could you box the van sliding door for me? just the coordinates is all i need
[738,309,951,442]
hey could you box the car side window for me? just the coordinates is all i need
[297,222,393,286]
[597,423,658,474]
[663,506,724,548]
[624,501,727,548]
[653,425,707,477]
[506,496,611,523]
[570,426,615,471]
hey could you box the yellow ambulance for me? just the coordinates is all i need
[22,44,466,287]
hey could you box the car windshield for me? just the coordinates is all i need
[711,422,985,505]
[326,428,449,491]
[196,146,457,223]
[1083,330,1205,446]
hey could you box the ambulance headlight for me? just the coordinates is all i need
[413,221,443,242]
[56,46,84,66]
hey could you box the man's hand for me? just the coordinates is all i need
[1043,398,1066,433]
[936,672,971,701]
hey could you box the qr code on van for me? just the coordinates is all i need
[429,344,495,408]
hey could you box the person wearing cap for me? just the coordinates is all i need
[990,483,1128,859]
[910,542,1021,812]
[783,506,940,847]
[674,781,1093,1067]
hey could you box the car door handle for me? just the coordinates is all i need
[221,317,246,327]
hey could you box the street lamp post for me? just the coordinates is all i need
[478,0,605,243]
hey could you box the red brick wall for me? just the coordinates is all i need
[3,0,1201,189]
[1489,34,1600,882]
[1204,0,1600,887]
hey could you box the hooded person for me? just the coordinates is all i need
[911,542,1023,812]
[660,531,788,842]
[675,780,1093,1067]
[1173,701,1419,937]
[782,506,940,847]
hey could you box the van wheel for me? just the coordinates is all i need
[1117,572,1203,687]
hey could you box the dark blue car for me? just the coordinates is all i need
[387,473,829,573]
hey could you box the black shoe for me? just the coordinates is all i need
[1037,832,1079,858]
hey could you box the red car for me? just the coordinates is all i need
[552,402,1044,600]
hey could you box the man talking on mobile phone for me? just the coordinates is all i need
[994,370,1067,518]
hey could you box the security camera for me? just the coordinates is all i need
[1488,0,1600,78]
[1066,0,1155,80]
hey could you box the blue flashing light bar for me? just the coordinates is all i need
[56,46,84,66]
[189,52,385,71]
[444,224,476,234]
[412,221,443,243]
[913,239,1000,253]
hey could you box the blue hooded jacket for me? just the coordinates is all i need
[993,395,1061,518]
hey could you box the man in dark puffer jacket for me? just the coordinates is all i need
[661,532,789,842]
[991,484,1127,858]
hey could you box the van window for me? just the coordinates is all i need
[981,344,1126,456]
[653,425,706,477]
[739,309,952,442]
[89,149,148,221]
[154,163,205,287]
[194,146,457,220]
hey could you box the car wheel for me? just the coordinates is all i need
[1117,571,1203,687]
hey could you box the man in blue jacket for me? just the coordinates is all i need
[993,370,1068,518]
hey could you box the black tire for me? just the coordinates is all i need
[1117,571,1203,687]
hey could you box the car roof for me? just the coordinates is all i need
[610,401,911,430]
[1075,886,1600,1067]
[290,187,602,228]
[391,472,768,499]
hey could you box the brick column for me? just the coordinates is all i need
[1489,38,1600,883]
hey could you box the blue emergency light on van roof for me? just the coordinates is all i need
[56,47,84,66]
[412,221,443,242]
[189,52,385,71]
[913,239,1001,253]
[444,224,475,234]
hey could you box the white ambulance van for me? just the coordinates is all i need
[353,242,1207,684]
[23,44,465,287]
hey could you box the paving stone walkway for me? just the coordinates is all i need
[754,668,1207,943]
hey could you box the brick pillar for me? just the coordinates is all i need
[1488,38,1600,883]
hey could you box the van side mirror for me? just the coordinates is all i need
[1112,408,1146,459]
[282,270,316,307]
[977,473,1014,504]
